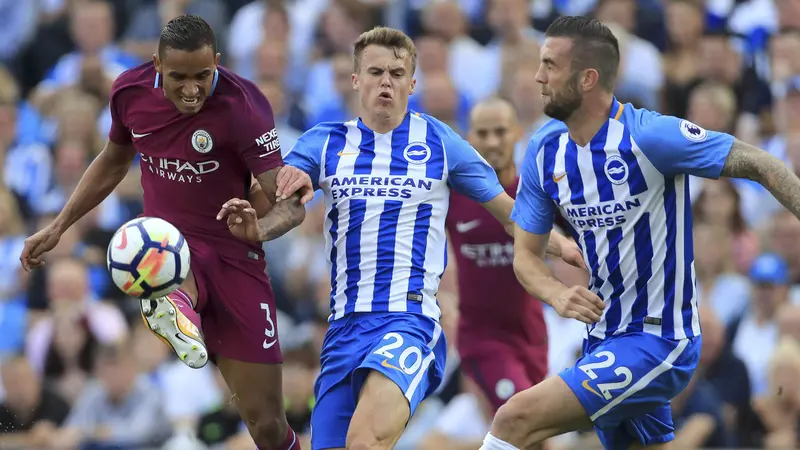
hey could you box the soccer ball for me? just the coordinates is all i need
[106,217,190,299]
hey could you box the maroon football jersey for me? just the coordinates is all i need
[108,63,283,258]
[445,177,547,350]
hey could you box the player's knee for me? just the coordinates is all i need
[243,411,287,448]
[492,393,542,440]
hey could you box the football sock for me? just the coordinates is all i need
[256,426,300,450]
[479,433,521,450]
[167,289,202,330]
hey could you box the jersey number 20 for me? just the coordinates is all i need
[373,332,423,375]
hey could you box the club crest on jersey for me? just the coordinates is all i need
[403,142,432,165]
[604,155,629,185]
[679,119,707,142]
[191,129,213,153]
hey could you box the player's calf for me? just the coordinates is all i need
[480,376,592,450]
[346,371,411,450]
[140,289,208,368]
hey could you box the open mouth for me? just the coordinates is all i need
[181,97,200,107]
[378,92,392,100]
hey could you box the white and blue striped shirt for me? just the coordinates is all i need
[512,99,734,341]
[285,111,503,322]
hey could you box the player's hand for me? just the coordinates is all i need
[217,198,261,242]
[19,224,63,272]
[559,240,588,271]
[551,285,605,325]
[276,165,314,204]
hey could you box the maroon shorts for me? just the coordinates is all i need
[187,238,282,364]
[460,342,547,412]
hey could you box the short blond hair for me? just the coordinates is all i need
[353,26,417,73]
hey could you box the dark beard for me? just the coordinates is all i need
[543,73,583,122]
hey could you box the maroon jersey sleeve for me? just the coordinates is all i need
[231,86,284,176]
[108,76,133,146]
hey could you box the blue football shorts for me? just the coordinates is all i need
[559,332,701,449]
[310,312,448,450]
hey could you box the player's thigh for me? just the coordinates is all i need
[461,350,534,412]
[347,314,447,447]
[201,254,283,364]
[346,370,410,449]
[492,374,592,446]
[562,333,700,447]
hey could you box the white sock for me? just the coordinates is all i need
[479,432,521,450]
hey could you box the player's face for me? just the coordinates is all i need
[353,45,416,120]
[536,37,584,122]
[468,104,520,172]
[154,46,220,115]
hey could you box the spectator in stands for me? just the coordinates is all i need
[693,179,760,273]
[662,0,705,117]
[306,52,358,127]
[732,253,791,398]
[42,313,99,405]
[122,0,228,63]
[767,209,800,288]
[484,0,542,96]
[507,63,546,164]
[693,222,751,326]
[26,258,128,372]
[29,1,138,115]
[420,1,492,102]
[697,306,754,447]
[777,303,800,341]
[754,337,800,449]
[602,22,663,110]
[671,372,732,448]
[50,340,173,448]
[0,67,51,218]
[0,355,70,447]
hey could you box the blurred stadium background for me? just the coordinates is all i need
[0,0,799,448]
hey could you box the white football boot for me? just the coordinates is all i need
[140,297,209,368]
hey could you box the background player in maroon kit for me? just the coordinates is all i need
[445,98,581,439]
[19,15,312,450]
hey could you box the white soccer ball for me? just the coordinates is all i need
[106,217,191,299]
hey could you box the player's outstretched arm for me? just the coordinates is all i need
[513,226,604,324]
[720,139,800,218]
[251,168,306,241]
[20,140,136,271]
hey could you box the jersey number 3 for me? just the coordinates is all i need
[577,351,633,401]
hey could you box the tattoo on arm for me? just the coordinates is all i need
[254,169,306,241]
[721,139,800,218]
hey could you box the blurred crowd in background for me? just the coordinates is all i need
[1,0,800,448]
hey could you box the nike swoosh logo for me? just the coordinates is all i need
[263,339,277,349]
[456,220,481,233]
[116,227,128,250]
[381,359,401,371]
[581,379,603,399]
[131,131,152,139]
[337,151,359,156]
[553,173,566,182]
[259,148,280,158]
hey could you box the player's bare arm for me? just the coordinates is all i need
[720,139,800,218]
[20,140,136,271]
[253,168,306,241]
[483,192,586,268]
[513,225,603,324]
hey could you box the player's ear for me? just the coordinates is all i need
[215,53,221,66]
[351,73,359,91]
[153,54,161,73]
[409,78,416,96]
[581,68,600,92]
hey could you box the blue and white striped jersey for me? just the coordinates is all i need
[512,99,734,341]
[285,111,504,322]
